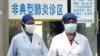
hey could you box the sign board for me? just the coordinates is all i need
[71,0,95,23]
[9,0,68,20]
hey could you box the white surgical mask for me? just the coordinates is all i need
[25,24,35,34]
[64,24,77,33]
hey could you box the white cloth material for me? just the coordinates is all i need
[7,32,48,56]
[48,31,92,56]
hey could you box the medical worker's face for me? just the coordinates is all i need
[24,19,35,34]
[65,19,76,24]
[64,19,77,34]
[26,19,34,25]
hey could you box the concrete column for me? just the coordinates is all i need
[0,0,4,56]
[4,0,9,55]
[0,0,9,56]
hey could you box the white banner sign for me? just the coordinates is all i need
[9,0,67,20]
[71,0,95,23]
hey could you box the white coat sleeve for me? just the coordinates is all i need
[48,38,58,56]
[41,39,48,56]
[7,37,17,56]
[84,39,93,56]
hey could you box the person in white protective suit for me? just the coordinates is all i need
[48,13,93,56]
[7,14,48,56]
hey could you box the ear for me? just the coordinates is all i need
[20,21,25,29]
[61,21,65,29]
[62,21,65,25]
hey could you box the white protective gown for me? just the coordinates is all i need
[48,31,92,56]
[7,32,48,56]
